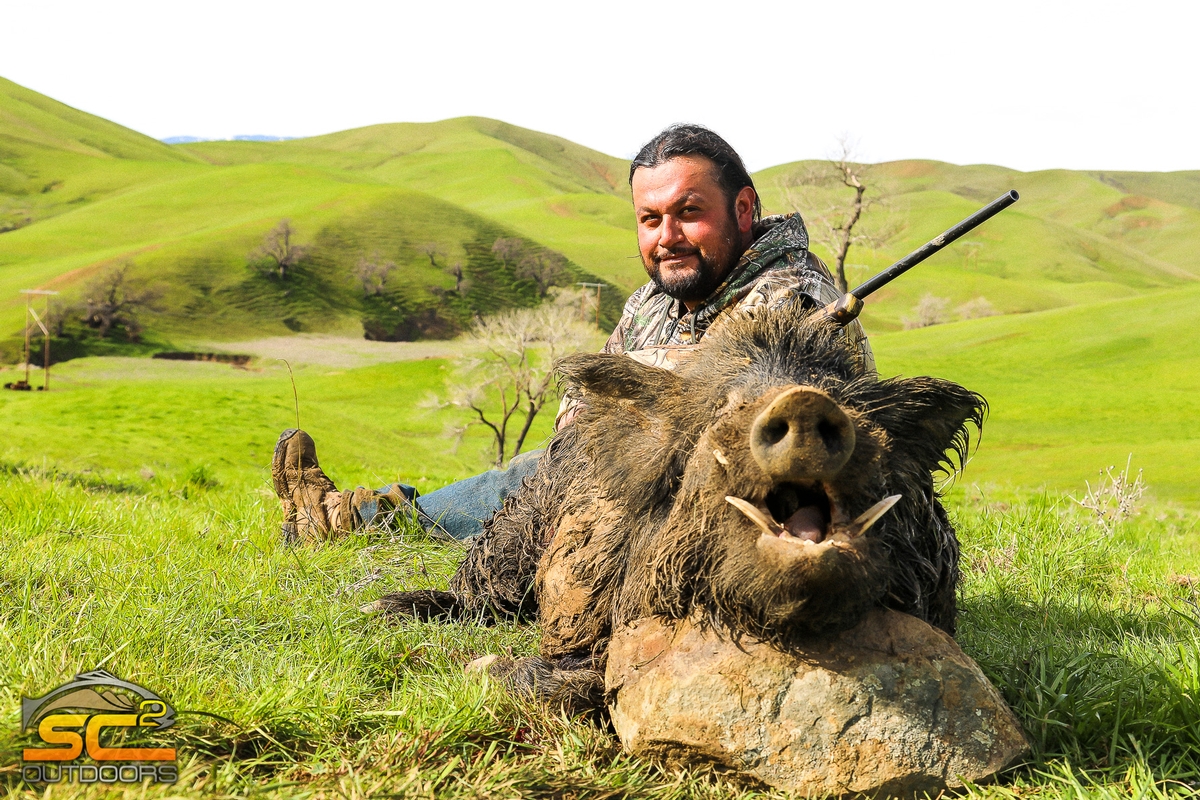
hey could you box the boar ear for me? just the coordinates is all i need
[557,352,687,405]
[868,377,987,476]
[557,353,702,510]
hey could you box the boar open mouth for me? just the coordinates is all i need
[726,489,901,547]
[767,483,831,543]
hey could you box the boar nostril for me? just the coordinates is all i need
[817,418,842,450]
[750,387,856,481]
[761,420,789,446]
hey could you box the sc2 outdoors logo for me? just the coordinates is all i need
[20,668,178,785]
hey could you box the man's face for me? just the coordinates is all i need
[632,155,756,307]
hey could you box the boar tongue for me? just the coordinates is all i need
[783,505,825,543]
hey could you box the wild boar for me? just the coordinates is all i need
[372,302,985,710]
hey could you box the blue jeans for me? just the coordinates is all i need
[377,449,543,541]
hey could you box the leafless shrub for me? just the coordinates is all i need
[1074,455,1146,534]
[252,219,308,279]
[957,296,997,320]
[902,294,951,329]
[449,291,594,466]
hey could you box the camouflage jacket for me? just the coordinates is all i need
[556,214,874,428]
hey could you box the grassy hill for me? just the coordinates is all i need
[875,282,1200,505]
[2,283,1194,505]
[4,74,1199,358]
[177,117,644,290]
[0,76,199,230]
[0,83,633,360]
[757,160,1200,331]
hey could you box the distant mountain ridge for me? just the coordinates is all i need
[162,135,299,144]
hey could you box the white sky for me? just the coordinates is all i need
[1,0,1197,173]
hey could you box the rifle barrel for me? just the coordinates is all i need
[851,190,1019,300]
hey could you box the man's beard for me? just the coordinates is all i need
[646,227,742,303]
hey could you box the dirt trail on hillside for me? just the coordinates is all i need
[201,335,472,369]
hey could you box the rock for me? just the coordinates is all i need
[606,609,1029,797]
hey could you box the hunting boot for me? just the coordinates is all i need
[273,428,343,543]
[272,429,439,544]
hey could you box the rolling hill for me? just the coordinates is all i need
[3,75,1199,357]
[0,83,634,359]
[756,160,1200,330]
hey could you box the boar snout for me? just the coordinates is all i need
[749,387,855,481]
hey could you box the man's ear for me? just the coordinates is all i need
[557,352,699,509]
[866,377,987,477]
[735,185,756,237]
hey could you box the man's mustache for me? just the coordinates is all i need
[653,245,701,264]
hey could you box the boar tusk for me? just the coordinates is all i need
[726,496,785,537]
[713,448,730,466]
[848,494,902,538]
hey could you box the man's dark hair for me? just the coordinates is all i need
[629,123,762,222]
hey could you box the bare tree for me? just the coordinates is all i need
[491,237,524,267]
[515,251,568,298]
[46,298,72,337]
[252,219,308,279]
[450,292,594,466]
[81,264,163,340]
[354,256,394,296]
[491,237,569,297]
[447,260,467,293]
[419,242,444,267]
[961,241,983,270]
[780,138,899,293]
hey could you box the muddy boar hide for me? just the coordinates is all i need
[373,305,985,709]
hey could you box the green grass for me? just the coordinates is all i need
[873,283,1200,505]
[0,312,1194,796]
[0,354,563,498]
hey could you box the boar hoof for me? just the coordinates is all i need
[466,654,500,674]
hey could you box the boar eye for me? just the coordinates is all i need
[715,391,745,417]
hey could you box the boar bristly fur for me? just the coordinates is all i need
[377,303,985,711]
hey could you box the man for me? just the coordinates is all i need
[273,123,872,543]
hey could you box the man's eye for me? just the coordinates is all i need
[640,215,660,226]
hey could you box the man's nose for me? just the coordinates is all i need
[657,215,685,249]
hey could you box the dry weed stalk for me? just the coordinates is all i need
[1074,455,1145,533]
